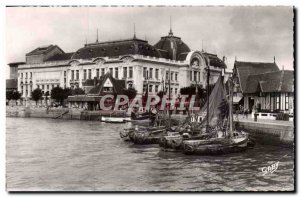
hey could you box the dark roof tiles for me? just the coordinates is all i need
[72,38,161,60]
[234,61,279,93]
[154,34,191,61]
[26,45,64,56]
[45,52,74,62]
[244,70,293,93]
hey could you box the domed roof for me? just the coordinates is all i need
[72,38,161,60]
[154,30,191,61]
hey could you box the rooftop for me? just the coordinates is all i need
[244,70,293,93]
[234,60,279,93]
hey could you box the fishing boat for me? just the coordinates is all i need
[120,125,165,141]
[160,58,254,153]
[120,114,180,144]
[130,126,167,144]
[182,73,253,155]
[120,68,181,144]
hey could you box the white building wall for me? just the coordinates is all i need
[17,55,224,99]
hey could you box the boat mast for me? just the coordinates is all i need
[229,78,233,137]
[168,68,171,128]
[206,61,210,132]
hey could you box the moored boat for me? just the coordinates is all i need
[182,131,249,155]
[101,116,131,123]
[181,74,253,155]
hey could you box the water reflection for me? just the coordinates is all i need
[6,117,294,191]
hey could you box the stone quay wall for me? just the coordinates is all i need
[235,121,294,147]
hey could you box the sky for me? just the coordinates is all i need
[5,6,294,78]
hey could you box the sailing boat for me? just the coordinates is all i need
[182,76,251,155]
[120,68,180,144]
[159,75,225,151]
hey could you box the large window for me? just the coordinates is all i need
[71,70,74,80]
[276,93,280,110]
[123,67,127,78]
[155,69,159,79]
[88,69,92,79]
[101,68,105,76]
[149,68,153,79]
[149,85,153,92]
[76,70,79,80]
[96,69,100,78]
[115,68,118,79]
[143,67,147,78]
[155,85,159,92]
[166,71,169,81]
[109,68,113,75]
[129,67,133,78]
[171,72,174,81]
[190,71,192,81]
[175,73,178,81]
[83,69,87,80]
[194,71,197,82]
[285,93,289,110]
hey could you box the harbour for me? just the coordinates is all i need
[5,6,295,192]
[6,117,294,191]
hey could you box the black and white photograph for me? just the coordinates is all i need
[5,5,295,192]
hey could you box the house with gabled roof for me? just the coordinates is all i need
[233,60,294,114]
[67,72,126,110]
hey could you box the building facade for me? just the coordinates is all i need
[15,29,227,100]
[233,60,294,114]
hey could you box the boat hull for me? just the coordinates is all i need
[131,128,166,145]
[159,133,183,151]
[182,136,249,155]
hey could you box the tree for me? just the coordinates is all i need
[51,86,65,104]
[157,91,164,98]
[72,87,85,95]
[6,91,13,101]
[122,87,137,100]
[63,88,73,99]
[12,91,22,101]
[31,88,43,105]
[6,91,13,105]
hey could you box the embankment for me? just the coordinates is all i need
[235,121,294,147]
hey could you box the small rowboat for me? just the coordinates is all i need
[101,116,131,123]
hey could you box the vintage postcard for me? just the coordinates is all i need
[5,6,294,192]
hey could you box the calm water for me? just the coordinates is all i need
[6,117,294,191]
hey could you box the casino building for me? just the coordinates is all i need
[14,28,227,100]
